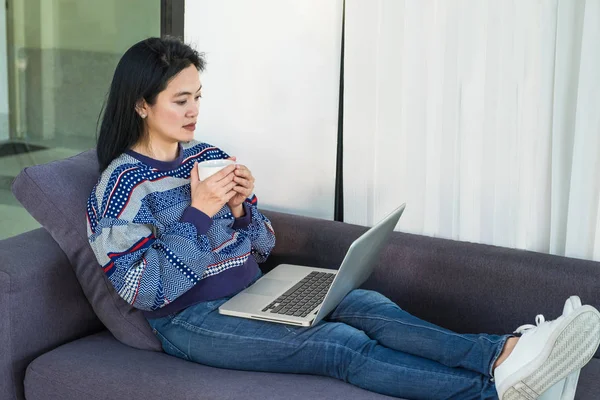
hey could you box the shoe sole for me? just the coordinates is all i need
[501,306,600,400]
[539,296,584,400]
[560,296,582,400]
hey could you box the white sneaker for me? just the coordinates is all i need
[538,296,582,400]
[494,304,600,400]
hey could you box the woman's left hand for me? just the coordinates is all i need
[226,158,255,216]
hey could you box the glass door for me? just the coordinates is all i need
[0,0,161,239]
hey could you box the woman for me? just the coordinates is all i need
[87,37,600,400]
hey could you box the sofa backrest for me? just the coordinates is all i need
[262,209,600,358]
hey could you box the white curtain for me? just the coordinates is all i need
[343,0,600,261]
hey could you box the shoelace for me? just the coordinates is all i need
[514,314,546,335]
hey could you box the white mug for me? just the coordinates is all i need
[197,159,235,181]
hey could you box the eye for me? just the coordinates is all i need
[195,94,202,101]
[176,100,187,105]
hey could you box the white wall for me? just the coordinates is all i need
[0,4,9,141]
[185,0,342,220]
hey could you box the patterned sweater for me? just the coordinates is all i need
[86,140,276,318]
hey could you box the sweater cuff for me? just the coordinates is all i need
[180,207,213,235]
[232,202,252,230]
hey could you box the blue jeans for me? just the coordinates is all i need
[147,289,507,400]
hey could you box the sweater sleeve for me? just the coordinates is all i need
[231,195,276,263]
[87,196,220,312]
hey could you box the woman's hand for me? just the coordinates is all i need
[190,162,237,217]
[226,157,255,217]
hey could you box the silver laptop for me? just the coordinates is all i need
[218,204,406,326]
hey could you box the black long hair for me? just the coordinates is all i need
[96,37,205,172]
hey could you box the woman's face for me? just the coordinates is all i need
[141,64,202,146]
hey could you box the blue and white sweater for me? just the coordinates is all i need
[86,140,276,318]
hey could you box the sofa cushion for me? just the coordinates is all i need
[24,331,399,400]
[12,150,161,351]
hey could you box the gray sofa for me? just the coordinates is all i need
[1,151,600,400]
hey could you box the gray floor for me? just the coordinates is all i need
[0,137,93,240]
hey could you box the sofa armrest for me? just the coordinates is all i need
[0,228,104,400]
[262,210,600,358]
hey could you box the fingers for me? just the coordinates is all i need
[202,180,237,204]
[226,189,238,202]
[215,172,236,187]
[233,166,255,190]
[216,180,237,199]
[234,164,253,178]
[232,185,252,196]
[192,159,253,206]
[210,164,237,182]
[233,176,253,189]
[226,180,238,192]
[232,165,254,197]
[207,170,237,196]
[224,182,239,202]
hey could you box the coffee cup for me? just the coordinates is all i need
[197,159,235,181]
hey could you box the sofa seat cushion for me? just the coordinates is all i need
[24,331,600,400]
[24,331,398,400]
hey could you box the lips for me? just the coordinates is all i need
[183,123,196,131]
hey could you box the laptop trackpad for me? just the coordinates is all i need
[245,278,292,297]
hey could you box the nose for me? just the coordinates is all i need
[187,100,199,118]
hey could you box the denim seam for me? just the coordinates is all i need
[330,313,484,344]
[321,342,479,382]
[329,342,477,382]
[171,319,479,382]
[331,313,510,379]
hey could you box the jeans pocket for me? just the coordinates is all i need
[153,328,190,361]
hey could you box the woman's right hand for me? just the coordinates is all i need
[190,162,238,217]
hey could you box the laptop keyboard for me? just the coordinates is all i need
[261,271,336,318]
